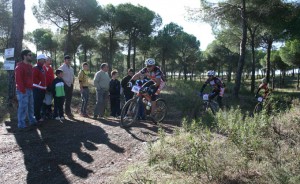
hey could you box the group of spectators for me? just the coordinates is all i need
[15,49,135,131]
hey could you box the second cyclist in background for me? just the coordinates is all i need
[255,78,270,99]
[199,70,225,108]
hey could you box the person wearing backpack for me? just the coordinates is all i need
[199,70,225,108]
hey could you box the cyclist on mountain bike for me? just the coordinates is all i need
[199,70,225,108]
[128,58,165,117]
[255,78,270,99]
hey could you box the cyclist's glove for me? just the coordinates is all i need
[147,84,156,95]
[136,80,143,86]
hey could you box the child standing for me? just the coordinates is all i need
[78,62,90,117]
[109,70,121,117]
[52,69,65,120]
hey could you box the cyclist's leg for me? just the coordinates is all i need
[217,96,223,109]
[209,91,218,101]
[150,94,158,115]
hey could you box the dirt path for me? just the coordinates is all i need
[0,115,178,184]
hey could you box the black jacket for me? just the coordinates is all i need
[109,79,120,98]
[121,75,134,97]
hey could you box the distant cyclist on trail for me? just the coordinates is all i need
[199,70,225,108]
[128,58,165,117]
[255,78,270,99]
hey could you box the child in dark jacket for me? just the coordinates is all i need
[109,70,121,117]
[52,69,65,120]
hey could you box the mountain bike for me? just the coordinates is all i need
[194,93,219,118]
[120,85,167,128]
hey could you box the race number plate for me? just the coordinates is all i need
[257,97,263,102]
[131,85,141,93]
[203,94,209,101]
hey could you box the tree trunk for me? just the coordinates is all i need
[297,67,300,89]
[64,14,72,55]
[126,33,132,70]
[266,39,273,83]
[233,0,247,98]
[73,53,77,75]
[132,37,137,73]
[108,30,114,73]
[249,26,258,93]
[7,0,25,106]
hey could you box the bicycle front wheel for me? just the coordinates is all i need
[151,98,167,124]
[120,98,139,128]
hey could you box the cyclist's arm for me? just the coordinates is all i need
[200,83,207,93]
[130,72,141,81]
[153,77,161,87]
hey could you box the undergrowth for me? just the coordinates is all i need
[116,79,300,183]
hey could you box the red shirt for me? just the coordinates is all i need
[15,61,33,93]
[32,62,46,90]
[43,65,54,87]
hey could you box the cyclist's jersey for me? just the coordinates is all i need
[139,66,165,94]
[257,83,269,98]
[201,77,225,97]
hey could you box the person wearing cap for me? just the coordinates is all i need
[121,68,135,102]
[15,50,37,131]
[58,55,75,117]
[42,56,55,119]
[32,54,47,122]
[93,63,110,119]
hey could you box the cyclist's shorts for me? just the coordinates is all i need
[142,80,159,101]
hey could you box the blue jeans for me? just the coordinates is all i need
[16,89,37,128]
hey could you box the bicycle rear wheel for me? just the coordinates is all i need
[120,98,139,128]
[151,98,167,124]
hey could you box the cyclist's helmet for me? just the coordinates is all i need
[207,70,215,77]
[145,58,155,66]
[261,78,267,84]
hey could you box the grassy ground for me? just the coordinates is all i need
[116,78,300,184]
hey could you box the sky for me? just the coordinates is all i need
[24,0,215,50]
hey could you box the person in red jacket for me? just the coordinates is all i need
[42,56,55,119]
[15,49,37,130]
[32,54,47,122]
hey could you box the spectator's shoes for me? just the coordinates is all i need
[60,116,65,120]
[55,117,60,120]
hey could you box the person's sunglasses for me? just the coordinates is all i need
[147,65,153,68]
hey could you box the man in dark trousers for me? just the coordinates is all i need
[32,54,47,122]
[121,68,134,102]
[109,70,121,117]
[58,55,74,117]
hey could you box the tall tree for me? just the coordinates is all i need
[154,22,183,77]
[7,0,25,106]
[33,0,101,55]
[176,32,200,81]
[0,0,11,52]
[99,4,120,72]
[116,3,161,72]
[279,39,300,88]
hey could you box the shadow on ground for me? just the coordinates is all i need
[5,117,125,184]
